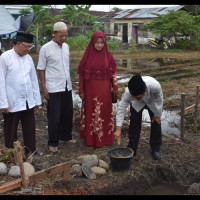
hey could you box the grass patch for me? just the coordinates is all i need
[161,48,184,53]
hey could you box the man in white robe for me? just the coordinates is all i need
[0,32,41,155]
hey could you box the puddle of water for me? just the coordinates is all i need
[72,90,180,137]
[142,109,180,137]
[115,57,200,69]
[115,57,200,81]
[72,90,82,108]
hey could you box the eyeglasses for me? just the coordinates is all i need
[20,42,35,50]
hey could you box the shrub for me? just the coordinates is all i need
[129,39,136,52]
[177,37,200,51]
[67,35,90,51]
[107,41,120,50]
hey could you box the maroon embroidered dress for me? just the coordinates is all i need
[77,31,118,147]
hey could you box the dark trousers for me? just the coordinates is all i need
[128,105,162,153]
[47,89,73,147]
[3,105,36,155]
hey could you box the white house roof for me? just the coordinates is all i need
[0,5,35,35]
[0,5,21,35]
[4,5,31,14]
[113,5,184,19]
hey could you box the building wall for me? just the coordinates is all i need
[109,18,160,44]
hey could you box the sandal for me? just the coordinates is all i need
[49,146,58,152]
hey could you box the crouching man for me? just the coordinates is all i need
[114,75,163,160]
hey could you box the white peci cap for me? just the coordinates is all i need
[53,22,67,31]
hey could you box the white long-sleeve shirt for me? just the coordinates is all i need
[116,76,163,127]
[37,40,72,93]
[0,49,41,113]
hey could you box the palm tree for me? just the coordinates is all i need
[20,5,55,53]
[56,5,96,26]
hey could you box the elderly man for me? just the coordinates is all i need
[114,75,163,160]
[0,32,42,155]
[37,22,76,153]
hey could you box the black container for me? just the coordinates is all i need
[108,147,134,171]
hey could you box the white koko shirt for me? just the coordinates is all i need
[116,76,163,127]
[37,40,72,93]
[0,49,42,113]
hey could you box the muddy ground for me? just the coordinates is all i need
[1,47,200,195]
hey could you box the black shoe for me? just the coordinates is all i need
[151,151,161,160]
[127,146,136,156]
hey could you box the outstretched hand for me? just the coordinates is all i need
[114,127,122,143]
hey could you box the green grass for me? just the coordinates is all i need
[161,48,184,53]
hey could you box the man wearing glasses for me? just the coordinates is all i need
[0,32,41,156]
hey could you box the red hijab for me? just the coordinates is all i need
[77,31,116,80]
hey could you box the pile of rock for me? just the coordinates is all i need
[71,154,109,180]
[0,162,35,177]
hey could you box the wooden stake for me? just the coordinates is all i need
[62,162,71,183]
[184,104,196,112]
[194,85,200,133]
[180,93,186,140]
[0,161,71,194]
[13,141,28,189]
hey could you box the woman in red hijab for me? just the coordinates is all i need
[77,31,118,147]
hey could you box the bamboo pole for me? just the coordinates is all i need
[13,141,28,189]
[194,85,200,133]
[180,93,186,140]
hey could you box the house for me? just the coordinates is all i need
[104,5,186,44]
[0,5,35,51]
[4,5,31,19]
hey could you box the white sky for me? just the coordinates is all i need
[54,5,179,12]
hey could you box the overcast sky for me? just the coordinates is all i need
[54,5,179,12]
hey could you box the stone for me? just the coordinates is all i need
[0,162,7,175]
[77,155,91,163]
[23,162,35,176]
[188,183,200,194]
[91,166,106,175]
[8,165,20,177]
[71,159,80,166]
[8,162,35,177]
[71,164,83,177]
[82,164,96,180]
[82,154,98,167]
[98,159,109,170]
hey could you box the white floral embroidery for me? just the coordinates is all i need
[90,97,104,142]
[108,112,114,135]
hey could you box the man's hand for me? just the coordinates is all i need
[42,87,49,100]
[114,126,122,143]
[34,106,41,111]
[152,116,161,124]
[1,108,9,114]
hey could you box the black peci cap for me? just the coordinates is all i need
[13,31,34,43]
